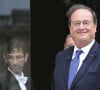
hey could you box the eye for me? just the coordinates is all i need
[7,55,13,60]
[83,21,90,25]
[75,22,80,26]
[72,21,80,26]
[16,56,24,59]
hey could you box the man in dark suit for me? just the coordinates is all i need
[52,4,100,90]
[0,37,34,90]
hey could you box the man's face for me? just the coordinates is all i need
[69,9,97,47]
[5,48,28,75]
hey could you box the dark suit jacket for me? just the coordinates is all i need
[0,69,34,90]
[52,41,100,90]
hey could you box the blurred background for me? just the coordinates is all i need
[0,0,30,78]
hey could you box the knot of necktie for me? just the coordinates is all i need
[75,50,83,57]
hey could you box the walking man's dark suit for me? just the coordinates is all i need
[0,69,32,90]
[52,41,100,90]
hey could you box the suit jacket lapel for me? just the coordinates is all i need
[7,70,21,90]
[64,47,74,89]
[26,77,32,90]
[70,42,99,90]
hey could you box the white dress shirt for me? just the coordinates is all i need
[72,39,95,72]
[8,68,28,90]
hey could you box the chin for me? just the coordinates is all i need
[79,36,88,40]
[77,38,88,42]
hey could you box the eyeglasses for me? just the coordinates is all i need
[7,55,24,61]
[71,20,92,27]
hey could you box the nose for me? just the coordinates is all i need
[79,22,85,29]
[13,58,17,64]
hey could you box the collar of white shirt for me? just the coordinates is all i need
[73,39,95,59]
[72,39,95,71]
[8,67,28,84]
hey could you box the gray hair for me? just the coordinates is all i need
[66,4,97,26]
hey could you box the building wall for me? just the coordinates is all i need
[0,0,30,15]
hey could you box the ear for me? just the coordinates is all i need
[3,55,8,64]
[95,23,97,32]
[24,53,28,63]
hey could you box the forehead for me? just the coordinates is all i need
[71,9,93,21]
[7,48,24,54]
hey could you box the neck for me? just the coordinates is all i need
[14,71,22,76]
[8,67,23,76]
[75,39,93,49]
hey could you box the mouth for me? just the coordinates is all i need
[78,31,87,35]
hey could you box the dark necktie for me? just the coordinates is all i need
[68,50,83,90]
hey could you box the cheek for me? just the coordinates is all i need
[70,26,77,34]
[89,26,96,34]
[91,24,97,32]
[19,60,25,64]
[7,61,13,66]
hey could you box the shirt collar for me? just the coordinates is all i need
[73,39,95,56]
[8,67,28,84]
